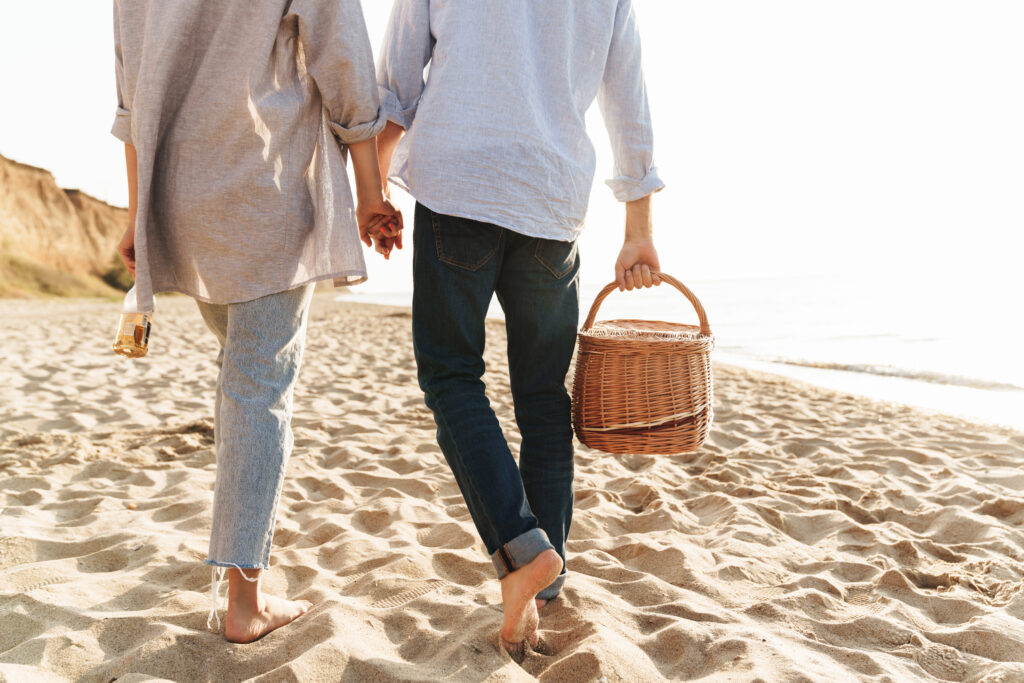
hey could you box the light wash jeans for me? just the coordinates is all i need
[196,284,314,571]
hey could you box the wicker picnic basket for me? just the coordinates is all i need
[572,273,714,455]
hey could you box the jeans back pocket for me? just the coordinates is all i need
[432,212,504,272]
[534,238,579,280]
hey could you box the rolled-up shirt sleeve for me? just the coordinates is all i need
[111,2,132,144]
[290,0,385,144]
[377,0,433,130]
[598,0,665,202]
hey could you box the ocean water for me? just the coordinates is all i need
[340,273,1024,430]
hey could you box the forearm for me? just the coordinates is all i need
[117,144,140,276]
[125,143,138,220]
[624,194,653,241]
[376,120,405,190]
[350,137,403,252]
[348,138,385,204]
[615,193,661,290]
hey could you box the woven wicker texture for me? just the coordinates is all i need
[572,273,714,455]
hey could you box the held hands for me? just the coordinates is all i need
[357,195,404,260]
[350,136,404,260]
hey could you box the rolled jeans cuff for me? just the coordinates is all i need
[537,571,567,601]
[490,528,555,580]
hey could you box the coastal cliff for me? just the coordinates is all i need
[0,153,129,297]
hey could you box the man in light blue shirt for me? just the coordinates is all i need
[377,0,664,656]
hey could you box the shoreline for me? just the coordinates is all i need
[3,287,1019,434]
[714,353,1024,434]
[0,293,1019,439]
[2,294,1023,681]
[335,291,1024,434]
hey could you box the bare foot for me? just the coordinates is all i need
[535,598,549,610]
[499,549,562,660]
[224,593,312,644]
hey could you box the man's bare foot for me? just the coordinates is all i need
[224,593,312,644]
[499,549,562,660]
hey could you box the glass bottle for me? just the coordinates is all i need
[112,285,153,358]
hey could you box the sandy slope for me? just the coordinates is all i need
[1,295,1023,682]
[0,154,127,297]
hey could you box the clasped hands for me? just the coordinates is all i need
[357,192,664,291]
[357,193,403,260]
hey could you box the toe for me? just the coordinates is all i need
[501,637,527,663]
[526,629,540,649]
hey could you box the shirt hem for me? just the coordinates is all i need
[389,176,585,243]
[149,269,368,306]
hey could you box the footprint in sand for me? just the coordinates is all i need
[0,566,73,593]
[416,523,476,550]
[369,579,444,609]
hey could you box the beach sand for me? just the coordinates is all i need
[1,295,1023,682]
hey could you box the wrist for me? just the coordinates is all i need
[623,227,653,242]
[356,187,383,206]
[624,195,653,240]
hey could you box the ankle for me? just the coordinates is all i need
[530,549,562,573]
[226,568,263,612]
[227,591,265,614]
[501,549,562,586]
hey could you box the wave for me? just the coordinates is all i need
[769,359,1024,392]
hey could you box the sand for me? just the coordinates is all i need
[1,294,1023,682]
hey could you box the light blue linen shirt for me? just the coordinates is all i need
[377,0,664,242]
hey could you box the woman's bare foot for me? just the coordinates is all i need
[225,593,312,643]
[222,568,312,644]
[499,549,562,660]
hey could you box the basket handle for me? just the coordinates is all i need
[581,272,711,336]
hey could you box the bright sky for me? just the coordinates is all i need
[1,1,1022,292]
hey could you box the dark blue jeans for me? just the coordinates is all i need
[412,203,579,600]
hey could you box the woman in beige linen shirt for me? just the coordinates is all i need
[112,0,402,642]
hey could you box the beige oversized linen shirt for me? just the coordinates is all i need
[112,0,385,310]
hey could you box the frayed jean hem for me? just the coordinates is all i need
[205,561,262,631]
[204,559,269,570]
